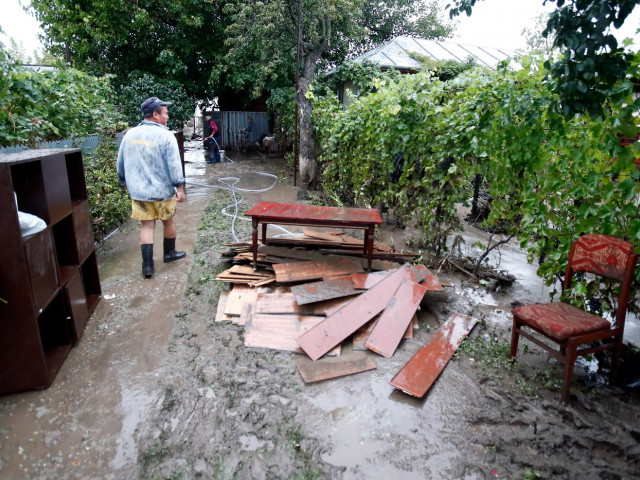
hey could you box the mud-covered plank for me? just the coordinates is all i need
[273,257,364,283]
[365,280,427,358]
[390,313,477,398]
[258,245,327,261]
[244,314,340,356]
[255,292,314,314]
[224,285,260,316]
[296,266,413,360]
[295,352,376,383]
[352,317,379,351]
[238,301,254,327]
[351,270,391,289]
[215,290,235,323]
[291,276,360,305]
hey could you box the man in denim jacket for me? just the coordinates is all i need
[117,96,187,278]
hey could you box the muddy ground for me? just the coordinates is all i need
[1,144,639,480]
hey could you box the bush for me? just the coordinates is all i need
[116,72,194,130]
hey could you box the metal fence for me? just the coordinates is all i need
[0,133,126,155]
[1,110,272,154]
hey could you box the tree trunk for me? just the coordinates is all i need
[297,49,322,189]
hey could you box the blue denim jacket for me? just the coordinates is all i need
[116,121,185,201]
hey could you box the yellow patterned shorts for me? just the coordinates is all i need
[131,198,177,221]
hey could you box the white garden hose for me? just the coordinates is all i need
[188,172,299,242]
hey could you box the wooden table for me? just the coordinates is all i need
[245,202,383,271]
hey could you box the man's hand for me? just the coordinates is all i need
[175,184,186,203]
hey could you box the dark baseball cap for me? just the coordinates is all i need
[141,96,172,115]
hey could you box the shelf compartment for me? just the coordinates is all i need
[65,151,89,202]
[73,199,95,263]
[24,227,59,312]
[11,160,49,222]
[52,214,80,280]
[65,268,89,342]
[81,252,102,314]
[37,290,73,383]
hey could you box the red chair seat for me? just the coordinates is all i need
[512,302,611,342]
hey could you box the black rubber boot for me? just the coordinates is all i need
[141,244,154,278]
[163,237,186,263]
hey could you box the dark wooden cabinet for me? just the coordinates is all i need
[0,149,101,395]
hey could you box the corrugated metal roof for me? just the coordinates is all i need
[350,35,520,70]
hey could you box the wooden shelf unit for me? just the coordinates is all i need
[0,148,101,395]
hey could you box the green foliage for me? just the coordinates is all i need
[447,0,640,118]
[30,0,227,101]
[266,87,296,152]
[312,53,640,307]
[409,54,478,81]
[0,43,120,147]
[116,72,194,130]
[84,127,130,241]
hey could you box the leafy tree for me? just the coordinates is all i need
[522,12,556,54]
[29,0,229,100]
[223,0,455,187]
[447,0,640,118]
[116,72,194,130]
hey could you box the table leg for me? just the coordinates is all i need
[262,223,267,245]
[252,218,259,270]
[366,225,375,271]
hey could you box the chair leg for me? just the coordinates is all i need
[561,344,578,403]
[610,336,624,384]
[510,318,520,360]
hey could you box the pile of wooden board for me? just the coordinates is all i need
[216,229,420,286]
[215,232,476,398]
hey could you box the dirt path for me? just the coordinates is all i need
[1,145,639,479]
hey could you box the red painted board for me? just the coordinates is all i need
[246,201,383,225]
[390,313,476,398]
[419,266,444,291]
[291,276,360,305]
[365,280,427,358]
[351,271,391,289]
[296,266,412,360]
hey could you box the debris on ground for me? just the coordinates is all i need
[214,229,469,397]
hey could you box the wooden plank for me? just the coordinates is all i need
[295,352,376,383]
[365,280,427,358]
[403,322,413,339]
[412,313,419,330]
[255,292,314,314]
[258,245,327,261]
[420,266,444,291]
[352,317,379,351]
[214,290,235,323]
[229,265,272,277]
[273,257,364,283]
[296,266,413,360]
[224,285,260,316]
[390,313,477,398]
[244,314,340,356]
[254,291,355,316]
[291,276,360,305]
[315,296,357,316]
[238,301,254,327]
[351,270,391,289]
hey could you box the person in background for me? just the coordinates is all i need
[117,96,187,278]
[203,112,221,163]
[246,115,261,149]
